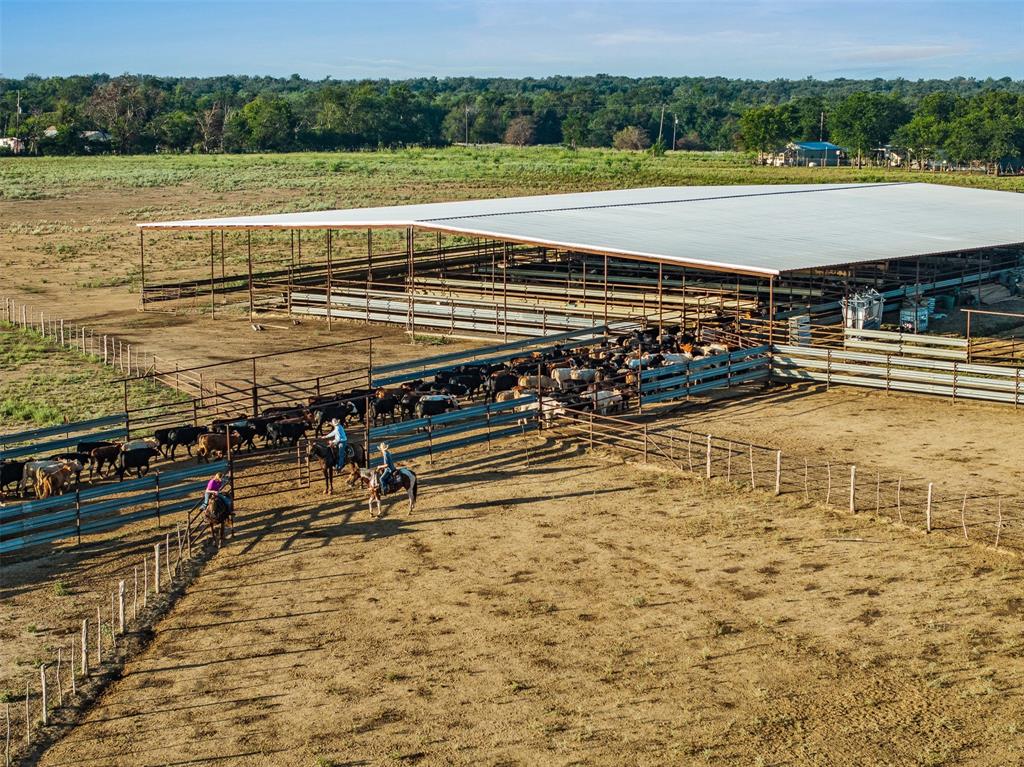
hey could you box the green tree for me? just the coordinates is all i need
[238,95,294,151]
[152,110,195,151]
[612,125,650,150]
[739,105,785,161]
[830,92,911,166]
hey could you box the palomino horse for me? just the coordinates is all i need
[306,440,366,495]
[204,494,234,548]
[347,465,418,518]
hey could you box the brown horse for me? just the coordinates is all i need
[204,494,234,548]
[306,440,366,495]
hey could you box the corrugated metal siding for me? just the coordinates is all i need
[139,183,1024,276]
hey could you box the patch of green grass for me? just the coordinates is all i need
[52,581,71,597]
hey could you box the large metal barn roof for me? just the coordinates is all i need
[140,182,1024,278]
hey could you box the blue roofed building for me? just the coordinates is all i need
[785,141,848,167]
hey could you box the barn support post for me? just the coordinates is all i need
[366,228,373,324]
[246,230,254,324]
[407,227,415,341]
[658,262,664,327]
[603,255,609,326]
[767,276,775,381]
[502,242,509,341]
[326,229,334,331]
[209,230,216,318]
[139,230,146,310]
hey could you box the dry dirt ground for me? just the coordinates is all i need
[31,432,1024,767]
[5,162,1024,765]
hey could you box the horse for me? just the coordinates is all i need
[306,440,366,495]
[347,465,418,518]
[204,494,234,548]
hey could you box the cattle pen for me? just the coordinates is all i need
[135,183,1024,343]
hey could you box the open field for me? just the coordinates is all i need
[29,433,1024,767]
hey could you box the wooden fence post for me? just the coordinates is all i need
[118,581,125,635]
[748,444,755,489]
[143,555,149,607]
[995,498,1003,549]
[825,462,832,506]
[960,492,968,540]
[39,665,47,726]
[80,619,88,676]
[926,483,933,533]
[133,567,138,621]
[896,476,903,523]
[774,451,782,495]
[96,607,101,664]
[165,532,172,583]
[849,465,856,513]
[56,648,63,706]
[642,424,648,463]
[154,543,161,594]
[705,435,712,479]
[69,642,75,696]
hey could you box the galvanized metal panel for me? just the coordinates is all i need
[141,183,1024,277]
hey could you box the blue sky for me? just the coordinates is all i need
[1,0,1021,80]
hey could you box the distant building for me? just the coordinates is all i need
[785,141,847,167]
[81,130,111,144]
[0,137,25,154]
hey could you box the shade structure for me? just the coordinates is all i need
[139,182,1024,277]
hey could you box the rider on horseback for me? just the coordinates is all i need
[378,442,396,493]
[204,472,232,514]
[327,417,348,471]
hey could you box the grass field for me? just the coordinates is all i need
[2,146,1022,204]
[0,324,185,429]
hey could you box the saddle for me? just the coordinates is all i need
[373,468,398,495]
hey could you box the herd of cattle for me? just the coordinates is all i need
[0,325,730,502]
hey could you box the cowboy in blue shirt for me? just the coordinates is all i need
[378,441,396,492]
[327,418,348,471]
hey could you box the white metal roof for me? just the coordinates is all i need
[140,182,1024,277]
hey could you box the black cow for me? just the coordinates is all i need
[415,396,460,419]
[370,393,400,425]
[309,400,360,435]
[209,420,257,452]
[266,418,307,447]
[114,447,160,481]
[485,372,518,403]
[399,392,420,420]
[1,461,26,496]
[166,425,207,459]
[153,428,174,456]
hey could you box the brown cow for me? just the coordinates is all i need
[91,444,122,478]
[35,463,77,498]
[195,431,241,464]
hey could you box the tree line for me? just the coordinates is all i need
[1,73,1021,164]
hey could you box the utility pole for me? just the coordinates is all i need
[464,105,470,145]
[819,110,825,142]
[657,104,666,145]
[672,115,678,151]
